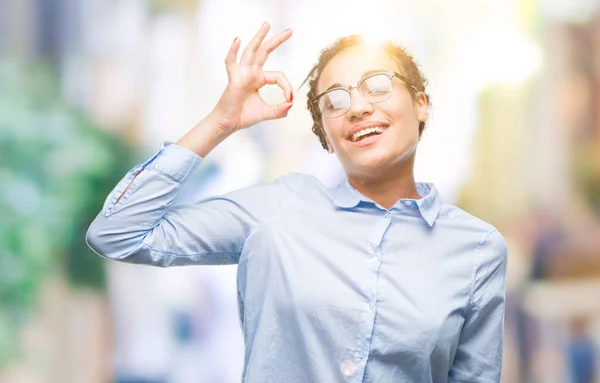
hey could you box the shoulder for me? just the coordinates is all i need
[270,172,317,190]
[236,172,327,206]
[440,203,508,258]
[442,204,496,233]
[271,172,336,196]
[222,173,328,204]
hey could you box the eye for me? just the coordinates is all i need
[362,74,391,95]
[323,90,349,109]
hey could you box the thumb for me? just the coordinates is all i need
[266,101,293,121]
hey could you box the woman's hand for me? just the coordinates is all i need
[211,22,294,134]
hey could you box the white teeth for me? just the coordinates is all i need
[352,126,385,142]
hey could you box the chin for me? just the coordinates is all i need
[347,152,393,175]
[357,151,415,177]
[372,141,415,162]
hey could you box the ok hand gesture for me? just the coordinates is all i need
[212,23,294,134]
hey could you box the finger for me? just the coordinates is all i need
[255,29,293,67]
[263,71,294,102]
[265,101,293,121]
[240,22,271,65]
[225,37,241,69]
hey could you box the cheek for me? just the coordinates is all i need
[322,121,343,143]
[385,100,420,131]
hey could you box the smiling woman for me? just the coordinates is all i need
[302,37,431,206]
[86,22,508,383]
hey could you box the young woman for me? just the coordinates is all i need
[87,22,508,383]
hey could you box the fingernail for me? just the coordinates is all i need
[289,93,294,102]
[285,103,293,111]
[232,37,238,44]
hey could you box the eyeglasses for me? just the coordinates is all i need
[314,71,418,118]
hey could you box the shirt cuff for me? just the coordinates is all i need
[144,141,203,183]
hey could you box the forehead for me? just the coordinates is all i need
[317,45,401,93]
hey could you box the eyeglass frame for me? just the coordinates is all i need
[313,71,419,118]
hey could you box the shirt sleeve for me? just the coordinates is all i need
[86,142,303,267]
[448,229,508,383]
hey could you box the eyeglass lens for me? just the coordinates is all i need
[318,74,393,118]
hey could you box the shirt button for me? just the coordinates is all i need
[403,200,412,207]
[340,360,356,377]
[384,212,391,218]
[370,301,376,310]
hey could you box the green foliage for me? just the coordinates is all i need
[0,59,135,366]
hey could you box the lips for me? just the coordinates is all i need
[350,131,386,147]
[346,121,390,141]
[346,121,389,145]
[351,126,386,142]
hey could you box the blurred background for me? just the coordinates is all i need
[1,0,600,382]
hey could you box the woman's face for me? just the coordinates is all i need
[317,45,428,178]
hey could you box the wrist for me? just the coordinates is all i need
[176,115,233,158]
[207,109,238,134]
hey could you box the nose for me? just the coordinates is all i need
[346,87,373,120]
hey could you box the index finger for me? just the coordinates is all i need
[263,71,294,102]
[255,29,293,67]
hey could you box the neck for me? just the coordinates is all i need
[346,155,420,210]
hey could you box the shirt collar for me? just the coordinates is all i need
[332,177,363,209]
[333,178,443,227]
[414,183,443,227]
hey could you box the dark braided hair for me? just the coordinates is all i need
[301,35,431,151]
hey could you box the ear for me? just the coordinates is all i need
[415,91,429,122]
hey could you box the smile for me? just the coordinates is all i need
[350,126,386,142]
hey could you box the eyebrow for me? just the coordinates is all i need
[322,68,390,93]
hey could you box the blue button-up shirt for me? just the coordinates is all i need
[87,143,508,383]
